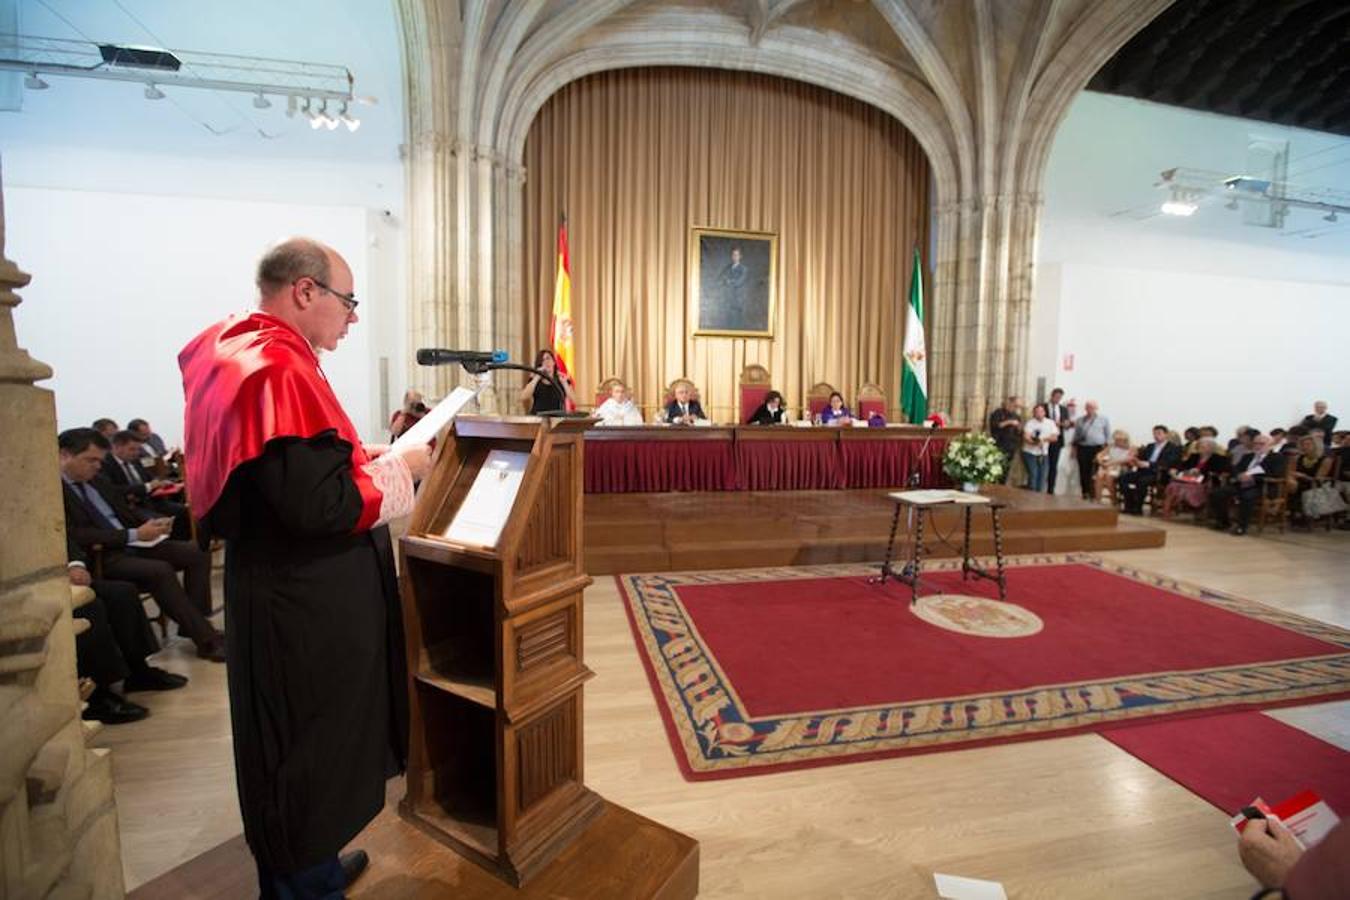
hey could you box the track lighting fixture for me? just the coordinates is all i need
[143,83,165,100]
[24,72,48,90]
[252,92,271,109]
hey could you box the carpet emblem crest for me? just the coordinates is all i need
[912,594,1043,638]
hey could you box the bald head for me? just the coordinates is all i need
[256,237,357,352]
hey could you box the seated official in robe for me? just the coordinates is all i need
[748,390,788,425]
[818,391,854,426]
[595,382,644,426]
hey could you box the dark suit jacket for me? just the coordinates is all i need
[664,399,707,423]
[748,403,785,425]
[62,477,150,553]
[101,455,155,501]
[1136,441,1182,473]
[1231,450,1286,490]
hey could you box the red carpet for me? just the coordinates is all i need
[1102,711,1350,816]
[618,555,1350,779]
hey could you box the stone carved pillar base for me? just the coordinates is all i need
[0,165,125,899]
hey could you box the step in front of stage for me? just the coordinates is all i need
[584,486,1165,574]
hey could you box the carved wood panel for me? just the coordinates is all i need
[516,701,577,812]
[515,448,572,572]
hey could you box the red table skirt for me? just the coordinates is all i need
[585,439,738,492]
[839,438,949,489]
[736,440,844,490]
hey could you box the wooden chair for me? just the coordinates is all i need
[857,383,886,421]
[739,364,772,424]
[1255,462,1296,534]
[806,382,836,423]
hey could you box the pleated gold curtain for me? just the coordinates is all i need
[521,67,930,421]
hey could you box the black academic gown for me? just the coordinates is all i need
[203,430,408,874]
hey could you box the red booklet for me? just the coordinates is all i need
[151,483,184,498]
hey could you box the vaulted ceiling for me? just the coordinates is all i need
[1088,0,1350,138]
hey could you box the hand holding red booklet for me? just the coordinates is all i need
[1231,789,1341,849]
[151,483,184,498]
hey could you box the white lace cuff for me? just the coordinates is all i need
[363,453,416,526]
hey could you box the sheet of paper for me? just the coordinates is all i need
[391,386,477,450]
[127,534,169,549]
[443,450,529,548]
[934,873,1008,900]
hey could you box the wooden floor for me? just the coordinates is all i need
[585,486,1165,573]
[104,518,1349,898]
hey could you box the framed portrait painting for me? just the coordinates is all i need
[691,227,776,338]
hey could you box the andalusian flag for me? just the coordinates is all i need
[549,218,576,409]
[901,247,928,423]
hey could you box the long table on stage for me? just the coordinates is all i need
[583,425,963,493]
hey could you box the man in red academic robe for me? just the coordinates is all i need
[179,238,431,898]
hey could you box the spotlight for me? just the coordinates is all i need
[1225,198,1239,211]
[1326,212,1340,223]
[285,95,298,118]
[319,100,338,130]
[144,83,165,100]
[304,98,324,129]
[252,92,271,109]
[24,72,49,90]
[1160,200,1196,217]
[339,101,360,132]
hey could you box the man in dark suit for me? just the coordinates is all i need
[1046,388,1069,494]
[102,430,189,537]
[67,534,188,722]
[664,382,707,424]
[59,428,224,661]
[1208,433,1286,535]
[1118,425,1182,515]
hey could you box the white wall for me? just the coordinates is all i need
[1036,262,1347,443]
[1032,92,1350,443]
[0,0,411,445]
[7,185,401,444]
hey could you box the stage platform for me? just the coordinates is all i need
[584,485,1165,574]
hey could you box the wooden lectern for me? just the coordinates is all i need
[397,414,698,895]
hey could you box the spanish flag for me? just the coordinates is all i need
[549,218,576,409]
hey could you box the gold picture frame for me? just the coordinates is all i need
[691,226,777,338]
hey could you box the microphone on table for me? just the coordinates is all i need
[416,348,508,367]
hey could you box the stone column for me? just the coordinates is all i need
[0,166,125,897]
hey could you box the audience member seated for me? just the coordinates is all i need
[127,417,169,460]
[389,390,428,440]
[819,391,854,427]
[1268,428,1290,454]
[1179,427,1201,457]
[1289,433,1333,527]
[1238,816,1349,899]
[59,428,225,661]
[1093,430,1135,503]
[1159,437,1227,518]
[1020,404,1059,492]
[1229,427,1259,467]
[987,397,1022,484]
[1208,433,1285,536]
[102,430,190,529]
[595,382,644,426]
[1297,400,1337,446]
[1118,425,1182,515]
[68,536,187,723]
[664,382,707,425]
[748,390,788,425]
[520,349,577,414]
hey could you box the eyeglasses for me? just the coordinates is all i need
[297,277,358,313]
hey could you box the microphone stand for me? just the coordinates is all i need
[462,362,576,417]
[900,426,937,577]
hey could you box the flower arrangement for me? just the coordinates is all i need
[942,432,1005,486]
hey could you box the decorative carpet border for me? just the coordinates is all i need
[615,553,1350,780]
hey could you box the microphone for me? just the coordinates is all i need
[416,348,508,367]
